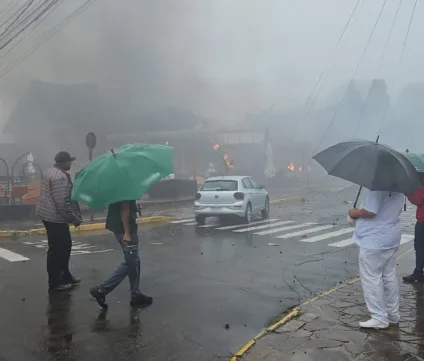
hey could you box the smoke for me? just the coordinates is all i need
[0,0,351,128]
[0,0,423,154]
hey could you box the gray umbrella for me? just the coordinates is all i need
[313,140,422,195]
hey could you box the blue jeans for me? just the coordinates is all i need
[99,233,141,297]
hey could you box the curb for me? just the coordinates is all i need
[0,216,174,238]
[229,276,360,361]
[270,197,303,205]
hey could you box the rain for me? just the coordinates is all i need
[0,1,423,360]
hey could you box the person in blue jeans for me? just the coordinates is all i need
[90,200,152,308]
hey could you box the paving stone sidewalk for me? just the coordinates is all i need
[242,251,424,361]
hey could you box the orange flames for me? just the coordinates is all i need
[288,163,295,172]
[224,154,234,168]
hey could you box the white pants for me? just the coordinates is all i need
[358,246,400,324]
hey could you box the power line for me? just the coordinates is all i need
[0,0,61,52]
[0,1,28,29]
[354,0,404,137]
[291,0,364,139]
[314,0,388,153]
[0,0,98,79]
[377,0,419,135]
[1,0,35,38]
[0,0,64,59]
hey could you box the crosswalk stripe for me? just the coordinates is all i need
[0,248,29,262]
[275,225,335,239]
[401,234,414,245]
[255,222,315,236]
[184,222,198,226]
[72,244,96,250]
[329,238,353,248]
[170,219,193,224]
[215,219,279,230]
[197,224,217,228]
[300,228,354,243]
[23,240,47,245]
[233,220,294,233]
[330,234,415,248]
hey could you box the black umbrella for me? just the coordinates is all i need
[313,139,422,206]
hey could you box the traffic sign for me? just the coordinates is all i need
[86,132,96,149]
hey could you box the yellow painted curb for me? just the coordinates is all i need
[230,276,360,360]
[0,216,174,238]
[270,197,302,205]
[266,308,301,332]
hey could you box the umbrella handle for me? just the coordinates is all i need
[353,186,362,208]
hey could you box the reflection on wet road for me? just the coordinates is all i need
[0,191,416,360]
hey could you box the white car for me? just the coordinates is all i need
[194,176,269,225]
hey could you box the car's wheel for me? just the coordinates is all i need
[244,203,252,224]
[195,215,206,225]
[261,197,270,219]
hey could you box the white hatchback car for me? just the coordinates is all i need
[194,176,269,225]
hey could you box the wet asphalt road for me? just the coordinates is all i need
[0,188,416,361]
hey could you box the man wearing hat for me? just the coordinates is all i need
[36,151,82,291]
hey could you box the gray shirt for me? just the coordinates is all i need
[36,166,81,224]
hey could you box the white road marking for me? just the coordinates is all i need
[0,248,29,262]
[71,249,113,256]
[170,219,193,224]
[275,225,335,239]
[72,244,96,250]
[329,238,354,248]
[23,240,48,245]
[300,228,354,243]
[184,222,198,226]
[233,221,294,233]
[197,224,217,228]
[400,234,414,245]
[22,239,110,255]
[255,223,316,236]
[329,234,415,248]
[215,219,279,230]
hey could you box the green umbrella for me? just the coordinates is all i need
[402,151,424,173]
[71,143,174,210]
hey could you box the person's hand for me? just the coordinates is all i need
[348,208,358,219]
[73,219,82,227]
[122,232,131,243]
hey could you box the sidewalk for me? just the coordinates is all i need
[236,249,424,361]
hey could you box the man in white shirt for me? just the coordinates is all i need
[348,189,404,329]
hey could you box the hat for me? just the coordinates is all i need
[54,151,76,163]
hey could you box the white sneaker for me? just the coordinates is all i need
[359,318,389,329]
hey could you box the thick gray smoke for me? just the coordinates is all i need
[0,0,423,154]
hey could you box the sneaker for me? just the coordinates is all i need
[402,273,424,283]
[49,284,73,292]
[359,318,389,329]
[64,277,81,285]
[130,293,153,307]
[90,287,108,310]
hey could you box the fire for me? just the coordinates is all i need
[288,162,295,172]
[224,154,234,168]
